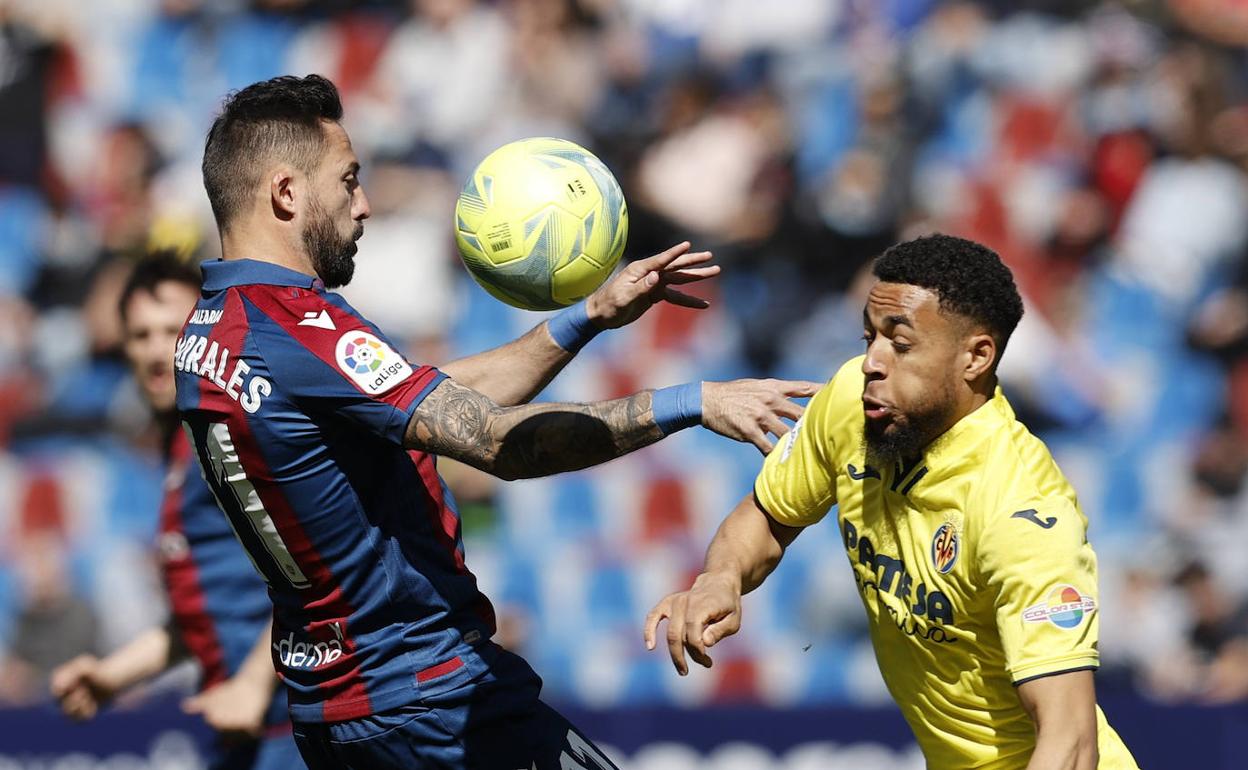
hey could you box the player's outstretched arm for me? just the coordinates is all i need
[644,494,803,675]
[181,619,277,740]
[1017,670,1099,770]
[439,242,719,406]
[404,377,818,480]
[50,627,176,720]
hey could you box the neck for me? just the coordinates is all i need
[220,219,315,277]
[923,376,996,451]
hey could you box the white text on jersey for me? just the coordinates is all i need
[189,308,223,325]
[175,333,270,413]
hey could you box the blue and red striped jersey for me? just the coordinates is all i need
[173,259,498,724]
[158,427,286,726]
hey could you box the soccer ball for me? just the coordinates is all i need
[454,137,629,311]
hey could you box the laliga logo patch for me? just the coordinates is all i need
[335,330,412,395]
[1023,585,1097,629]
[931,522,959,574]
[779,416,804,462]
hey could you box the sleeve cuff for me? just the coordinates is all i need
[753,482,827,528]
[388,369,447,444]
[1009,652,1100,686]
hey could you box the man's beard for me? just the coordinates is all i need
[863,395,956,468]
[304,197,358,289]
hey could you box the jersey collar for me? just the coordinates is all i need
[923,386,1011,463]
[201,258,323,292]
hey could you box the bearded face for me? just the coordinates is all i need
[303,192,362,289]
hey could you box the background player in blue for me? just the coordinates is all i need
[51,252,303,770]
[176,74,817,769]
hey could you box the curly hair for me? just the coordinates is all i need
[872,234,1024,364]
[119,249,201,324]
[202,74,343,230]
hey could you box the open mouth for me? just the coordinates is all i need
[862,395,891,421]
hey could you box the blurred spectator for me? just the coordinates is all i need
[0,530,99,705]
[1173,561,1248,703]
[7,0,1248,714]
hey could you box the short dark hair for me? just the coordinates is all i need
[202,74,343,230]
[119,250,201,324]
[872,234,1024,364]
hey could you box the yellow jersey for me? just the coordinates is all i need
[755,357,1138,769]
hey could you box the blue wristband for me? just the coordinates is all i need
[547,302,601,354]
[652,382,702,435]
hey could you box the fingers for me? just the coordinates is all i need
[643,598,672,651]
[702,611,741,649]
[745,427,776,455]
[779,380,822,398]
[50,656,92,698]
[661,287,711,309]
[632,241,693,274]
[769,397,804,422]
[181,695,203,714]
[61,686,97,720]
[660,265,720,285]
[760,414,791,440]
[662,249,715,273]
[665,594,691,676]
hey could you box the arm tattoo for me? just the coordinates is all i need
[405,379,664,479]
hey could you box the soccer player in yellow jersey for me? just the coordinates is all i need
[645,234,1139,769]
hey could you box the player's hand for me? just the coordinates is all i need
[585,241,719,329]
[50,655,116,720]
[702,378,820,453]
[644,572,743,676]
[182,673,270,743]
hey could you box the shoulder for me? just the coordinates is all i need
[976,394,1074,501]
[235,287,403,364]
[806,356,865,452]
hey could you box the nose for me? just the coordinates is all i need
[862,340,886,381]
[353,186,371,221]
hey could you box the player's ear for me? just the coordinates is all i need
[964,332,996,383]
[270,167,297,221]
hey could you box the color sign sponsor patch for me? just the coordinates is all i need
[335,330,412,395]
[1023,585,1097,629]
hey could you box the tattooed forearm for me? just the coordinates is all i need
[405,379,664,480]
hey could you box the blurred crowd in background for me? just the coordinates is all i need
[3,0,1248,716]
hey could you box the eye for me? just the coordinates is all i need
[892,341,911,354]
[861,331,874,346]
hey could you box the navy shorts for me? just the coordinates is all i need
[291,650,618,770]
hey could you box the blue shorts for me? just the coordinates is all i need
[207,726,302,770]
[291,650,618,770]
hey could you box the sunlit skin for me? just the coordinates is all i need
[219,119,369,286]
[860,282,998,461]
[122,282,200,414]
[308,121,368,248]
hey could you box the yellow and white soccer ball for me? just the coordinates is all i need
[454,137,629,311]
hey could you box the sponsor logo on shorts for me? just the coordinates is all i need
[335,330,412,395]
[273,632,343,670]
[1023,585,1097,629]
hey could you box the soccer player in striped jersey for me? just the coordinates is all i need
[51,252,301,770]
[646,235,1140,769]
[176,74,817,769]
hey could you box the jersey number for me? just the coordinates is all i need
[560,729,615,770]
[189,422,311,589]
